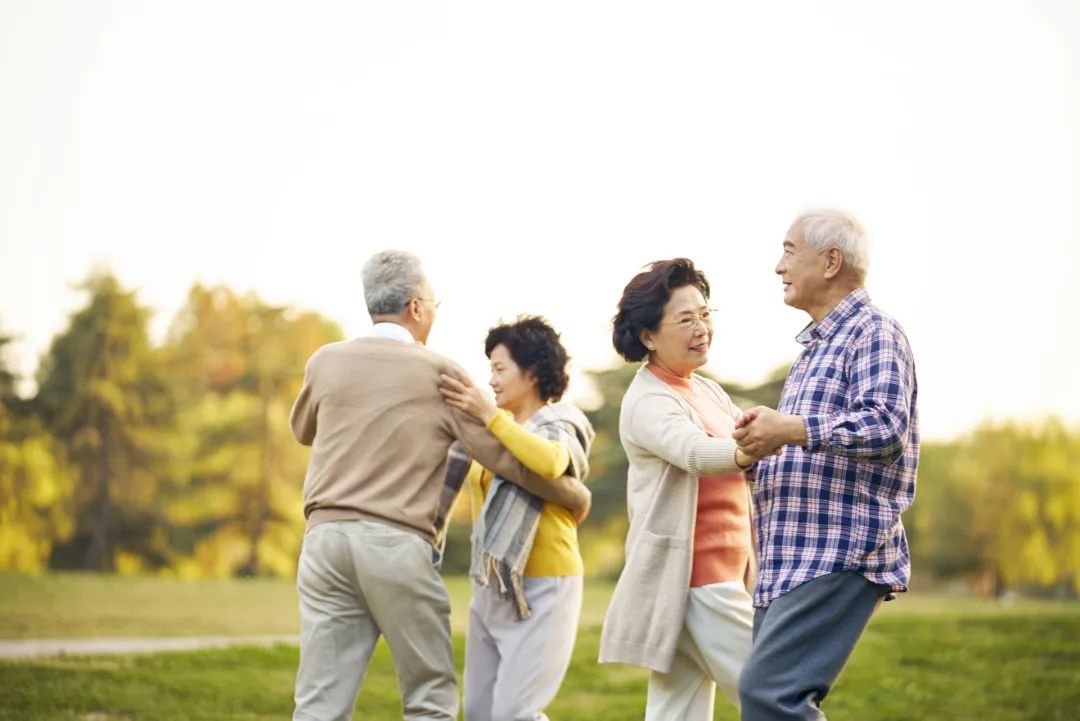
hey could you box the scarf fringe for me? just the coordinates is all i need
[473,553,533,620]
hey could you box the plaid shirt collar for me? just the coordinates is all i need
[795,287,871,346]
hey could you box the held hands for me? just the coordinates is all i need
[571,486,592,526]
[732,406,807,459]
[439,369,498,425]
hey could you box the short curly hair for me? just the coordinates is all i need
[612,258,711,362]
[485,316,570,402]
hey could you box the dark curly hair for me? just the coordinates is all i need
[612,258,711,362]
[485,316,570,402]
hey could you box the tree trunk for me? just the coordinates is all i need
[84,425,112,571]
[241,386,274,576]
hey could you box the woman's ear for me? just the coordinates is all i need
[639,328,655,352]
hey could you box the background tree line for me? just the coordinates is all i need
[1,270,1078,597]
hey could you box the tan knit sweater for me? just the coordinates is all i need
[290,337,586,541]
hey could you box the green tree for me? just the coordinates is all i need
[908,420,1080,597]
[33,271,174,572]
[162,285,342,578]
[905,441,981,582]
[0,330,75,571]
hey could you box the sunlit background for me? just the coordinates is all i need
[2,5,1079,718]
[3,1,1078,441]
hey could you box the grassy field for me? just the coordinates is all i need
[0,573,618,639]
[1,573,1079,720]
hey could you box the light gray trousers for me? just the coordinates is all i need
[293,520,457,721]
[463,575,583,721]
[644,580,755,721]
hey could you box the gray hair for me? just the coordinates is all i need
[793,209,869,279]
[361,250,426,316]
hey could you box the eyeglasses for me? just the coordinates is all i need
[414,297,442,309]
[662,308,717,332]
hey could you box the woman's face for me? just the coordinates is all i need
[641,285,714,377]
[488,343,539,413]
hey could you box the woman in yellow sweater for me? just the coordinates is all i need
[439,316,594,721]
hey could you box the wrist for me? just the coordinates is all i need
[786,415,808,446]
[735,448,753,470]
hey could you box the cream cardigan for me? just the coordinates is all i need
[598,364,754,673]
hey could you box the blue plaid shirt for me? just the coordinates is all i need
[751,288,919,607]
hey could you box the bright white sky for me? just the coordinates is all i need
[2,1,1078,441]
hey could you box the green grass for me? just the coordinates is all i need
[0,572,616,639]
[0,572,302,639]
[1,573,1079,720]
[3,616,1080,721]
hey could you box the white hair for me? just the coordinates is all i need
[361,250,426,316]
[792,209,869,279]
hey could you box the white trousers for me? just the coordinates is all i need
[463,575,583,721]
[644,580,754,721]
[293,520,457,721]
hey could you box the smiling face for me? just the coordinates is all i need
[488,343,539,416]
[641,284,713,377]
[775,222,830,314]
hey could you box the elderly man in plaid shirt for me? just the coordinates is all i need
[732,209,919,720]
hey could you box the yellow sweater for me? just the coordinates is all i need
[466,411,584,577]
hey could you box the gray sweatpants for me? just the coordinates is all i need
[463,575,583,721]
[738,571,889,721]
[292,520,457,721]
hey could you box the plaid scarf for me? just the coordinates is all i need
[432,442,472,567]
[443,402,593,620]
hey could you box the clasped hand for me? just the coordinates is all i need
[732,406,805,460]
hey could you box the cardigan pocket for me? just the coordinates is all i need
[629,531,688,593]
[626,531,690,644]
[641,530,688,550]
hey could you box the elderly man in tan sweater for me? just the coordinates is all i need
[289,250,591,721]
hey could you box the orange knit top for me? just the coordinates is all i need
[647,364,751,587]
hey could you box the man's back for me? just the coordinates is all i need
[292,336,489,540]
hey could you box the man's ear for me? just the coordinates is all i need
[823,247,845,280]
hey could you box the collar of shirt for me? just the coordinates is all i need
[795,287,871,346]
[370,322,418,344]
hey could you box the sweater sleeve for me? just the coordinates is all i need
[626,392,742,475]
[446,403,588,509]
[486,411,571,481]
[289,356,318,446]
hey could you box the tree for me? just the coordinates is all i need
[34,271,174,572]
[162,284,342,578]
[908,420,1080,597]
[0,330,75,571]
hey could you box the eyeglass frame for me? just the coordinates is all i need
[660,307,718,332]
[413,297,442,310]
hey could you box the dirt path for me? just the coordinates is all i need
[0,635,297,660]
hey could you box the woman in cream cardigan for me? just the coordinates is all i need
[599,258,772,720]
